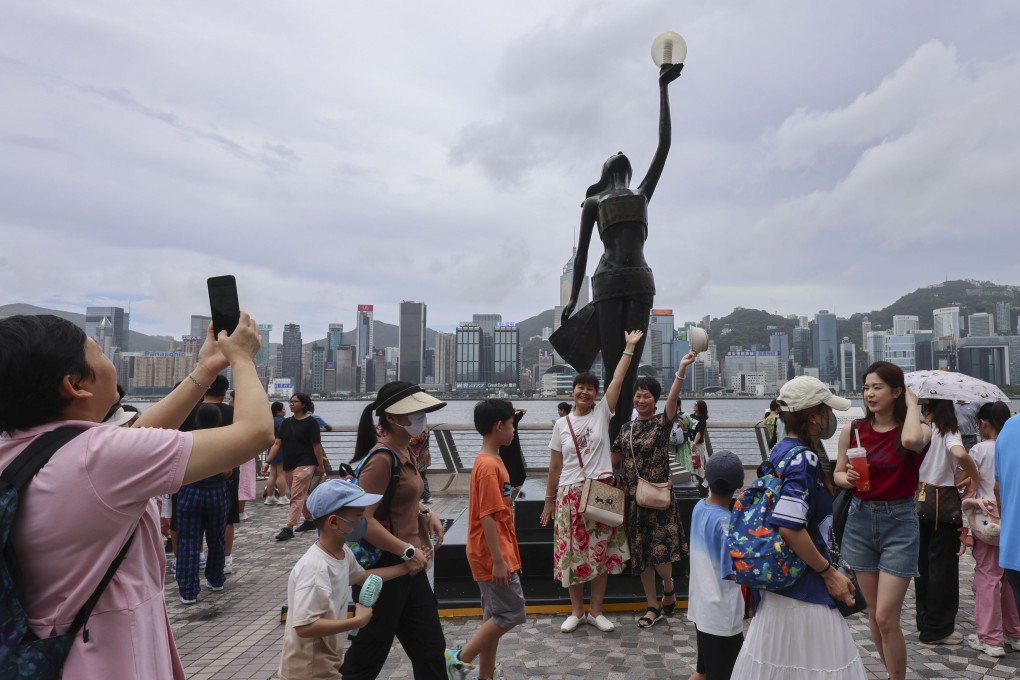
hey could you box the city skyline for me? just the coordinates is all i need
[4,4,1020,340]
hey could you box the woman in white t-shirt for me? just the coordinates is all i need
[540,330,641,634]
[914,398,981,645]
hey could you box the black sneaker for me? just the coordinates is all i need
[275,527,294,541]
[294,520,317,533]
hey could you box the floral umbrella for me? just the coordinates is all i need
[904,370,1010,403]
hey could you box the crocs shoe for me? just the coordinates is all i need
[443,647,475,680]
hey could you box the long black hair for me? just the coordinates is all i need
[352,381,413,462]
[923,398,960,436]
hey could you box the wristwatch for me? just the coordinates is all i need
[400,545,417,561]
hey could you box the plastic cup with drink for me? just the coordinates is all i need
[846,447,870,492]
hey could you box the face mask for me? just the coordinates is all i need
[335,516,368,543]
[402,412,427,437]
[820,409,837,439]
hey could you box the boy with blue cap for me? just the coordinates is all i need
[279,479,411,680]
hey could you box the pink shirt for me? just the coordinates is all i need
[0,420,192,679]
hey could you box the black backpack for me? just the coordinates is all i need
[0,427,135,679]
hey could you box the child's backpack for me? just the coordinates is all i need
[337,446,400,568]
[670,411,693,447]
[1,427,135,679]
[726,445,809,591]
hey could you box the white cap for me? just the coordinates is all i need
[777,376,851,413]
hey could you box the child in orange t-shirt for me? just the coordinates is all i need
[445,399,526,680]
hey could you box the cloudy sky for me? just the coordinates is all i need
[2,1,1019,341]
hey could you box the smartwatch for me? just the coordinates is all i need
[401,545,417,561]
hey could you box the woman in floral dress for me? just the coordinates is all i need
[614,351,696,628]
[541,330,642,634]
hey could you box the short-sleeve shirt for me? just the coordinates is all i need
[179,401,234,488]
[687,500,744,636]
[466,453,521,581]
[279,543,366,680]
[357,448,424,547]
[852,420,924,501]
[768,438,835,607]
[548,399,613,486]
[995,415,1020,570]
[969,440,997,500]
[918,426,964,487]
[279,416,322,471]
[0,420,192,679]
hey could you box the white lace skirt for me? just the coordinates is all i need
[731,591,866,680]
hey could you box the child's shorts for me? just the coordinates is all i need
[477,571,527,629]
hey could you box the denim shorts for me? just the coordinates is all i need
[841,496,920,578]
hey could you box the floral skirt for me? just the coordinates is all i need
[553,482,630,587]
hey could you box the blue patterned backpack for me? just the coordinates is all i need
[336,446,400,568]
[1,428,135,679]
[726,445,808,591]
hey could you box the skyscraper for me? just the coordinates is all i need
[398,301,427,384]
[327,323,344,361]
[995,301,1011,334]
[190,315,213,339]
[492,323,520,388]
[434,332,457,388]
[310,344,325,394]
[769,332,790,369]
[473,314,501,385]
[968,312,995,338]
[812,310,838,385]
[839,340,857,392]
[892,315,919,336]
[792,326,812,371]
[256,323,272,367]
[455,323,483,389]
[282,323,303,392]
[861,318,872,349]
[644,310,675,387]
[86,307,129,352]
[933,307,961,341]
[356,305,374,365]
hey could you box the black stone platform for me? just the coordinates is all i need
[433,477,702,609]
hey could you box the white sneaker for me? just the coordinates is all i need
[968,634,1006,657]
[1006,636,1020,652]
[239,512,248,521]
[204,579,224,592]
[264,496,275,505]
[560,615,582,633]
[586,613,615,632]
[223,555,233,574]
[277,496,290,506]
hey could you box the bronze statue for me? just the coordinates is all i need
[551,62,683,440]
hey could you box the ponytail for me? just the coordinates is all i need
[352,403,379,462]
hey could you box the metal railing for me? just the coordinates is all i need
[318,421,772,476]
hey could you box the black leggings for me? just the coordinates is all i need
[340,555,446,679]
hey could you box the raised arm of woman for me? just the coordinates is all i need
[604,330,644,412]
[181,315,275,483]
[901,388,932,452]
[664,350,696,423]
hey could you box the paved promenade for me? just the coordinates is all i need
[167,493,1020,679]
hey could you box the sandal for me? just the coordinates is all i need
[661,589,677,616]
[637,607,662,629]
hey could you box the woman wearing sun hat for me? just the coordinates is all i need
[340,381,449,680]
[731,376,866,680]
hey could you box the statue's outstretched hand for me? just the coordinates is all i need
[659,63,683,85]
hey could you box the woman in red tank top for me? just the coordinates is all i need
[834,361,931,680]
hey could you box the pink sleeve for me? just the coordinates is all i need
[82,426,193,512]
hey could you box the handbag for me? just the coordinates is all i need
[567,416,625,527]
[628,425,671,510]
[835,564,868,617]
[915,481,963,529]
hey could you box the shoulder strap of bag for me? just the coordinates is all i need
[767,444,809,480]
[565,416,585,471]
[1,426,136,642]
[356,446,401,523]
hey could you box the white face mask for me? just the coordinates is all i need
[402,412,427,437]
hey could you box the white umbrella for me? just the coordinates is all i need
[904,370,1010,403]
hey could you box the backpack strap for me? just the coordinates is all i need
[1,426,136,644]
[355,446,401,524]
[764,444,810,479]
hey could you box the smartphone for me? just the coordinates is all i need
[207,275,240,336]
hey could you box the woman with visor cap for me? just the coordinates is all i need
[340,381,449,680]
